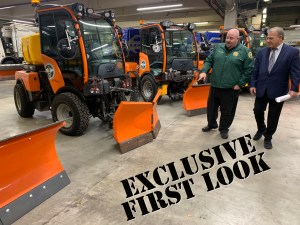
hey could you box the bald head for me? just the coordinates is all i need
[225,29,240,49]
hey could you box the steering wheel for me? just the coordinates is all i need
[57,38,78,60]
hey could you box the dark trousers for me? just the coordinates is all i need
[253,91,284,140]
[207,86,239,132]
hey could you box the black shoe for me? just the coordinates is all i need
[202,125,218,132]
[253,129,266,141]
[264,140,273,149]
[220,131,228,139]
[253,131,263,140]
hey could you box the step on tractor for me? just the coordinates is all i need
[124,20,202,103]
[14,2,161,151]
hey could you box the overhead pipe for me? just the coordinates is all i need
[204,0,225,19]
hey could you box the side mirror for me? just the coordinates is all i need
[152,44,161,53]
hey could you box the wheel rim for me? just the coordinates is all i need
[15,91,21,111]
[142,80,153,99]
[56,104,73,128]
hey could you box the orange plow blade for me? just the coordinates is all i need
[183,84,210,116]
[113,89,162,153]
[0,121,70,225]
[0,65,23,81]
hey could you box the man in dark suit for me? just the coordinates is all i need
[250,27,300,149]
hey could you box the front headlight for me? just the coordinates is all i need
[161,20,174,28]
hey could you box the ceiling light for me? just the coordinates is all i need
[0,6,16,10]
[151,7,189,13]
[137,4,183,11]
[262,14,267,19]
[263,0,270,2]
[263,8,267,14]
[194,22,208,25]
[262,18,266,23]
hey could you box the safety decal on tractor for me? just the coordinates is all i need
[45,63,55,80]
[140,60,146,70]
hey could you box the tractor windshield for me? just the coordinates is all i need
[165,29,197,63]
[80,18,123,76]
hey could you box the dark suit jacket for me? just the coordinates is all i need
[250,44,300,99]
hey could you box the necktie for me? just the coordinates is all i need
[268,48,277,72]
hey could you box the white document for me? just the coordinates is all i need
[275,94,291,103]
[275,94,299,103]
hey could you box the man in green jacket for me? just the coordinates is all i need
[198,29,253,139]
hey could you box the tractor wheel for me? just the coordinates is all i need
[51,92,89,136]
[141,74,157,102]
[3,60,15,64]
[14,83,35,117]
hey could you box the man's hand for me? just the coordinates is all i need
[198,72,206,81]
[288,91,298,98]
[233,85,240,90]
[249,87,256,96]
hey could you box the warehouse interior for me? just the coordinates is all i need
[0,0,300,225]
[0,0,300,30]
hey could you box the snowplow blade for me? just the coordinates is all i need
[183,84,210,117]
[114,89,162,154]
[0,121,70,225]
[0,64,23,81]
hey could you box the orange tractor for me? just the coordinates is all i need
[124,21,203,102]
[1,1,161,223]
[13,2,160,152]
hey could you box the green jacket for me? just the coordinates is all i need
[201,43,253,88]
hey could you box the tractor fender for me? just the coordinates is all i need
[15,76,35,103]
[141,72,157,84]
[55,86,85,102]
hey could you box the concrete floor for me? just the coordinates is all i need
[1,79,300,225]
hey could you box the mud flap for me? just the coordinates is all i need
[0,121,70,225]
[113,89,162,154]
[183,84,210,117]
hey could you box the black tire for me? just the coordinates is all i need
[14,83,35,118]
[141,74,157,102]
[51,92,89,136]
[3,60,15,64]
